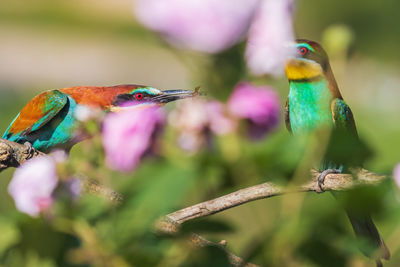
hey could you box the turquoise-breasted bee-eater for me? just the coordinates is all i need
[284,39,390,264]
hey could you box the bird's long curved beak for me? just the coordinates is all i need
[155,89,200,103]
[109,88,201,112]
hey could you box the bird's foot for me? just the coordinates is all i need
[317,168,341,192]
[23,142,36,159]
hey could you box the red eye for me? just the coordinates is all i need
[135,93,143,100]
[299,47,308,56]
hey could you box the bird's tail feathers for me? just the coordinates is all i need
[347,213,390,261]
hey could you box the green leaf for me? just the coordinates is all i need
[0,218,20,256]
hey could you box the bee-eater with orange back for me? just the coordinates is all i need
[3,85,196,153]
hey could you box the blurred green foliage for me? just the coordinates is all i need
[0,0,399,266]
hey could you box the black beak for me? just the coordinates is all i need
[154,89,199,104]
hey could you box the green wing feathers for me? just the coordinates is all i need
[284,98,292,133]
[331,98,358,136]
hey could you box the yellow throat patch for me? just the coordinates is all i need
[285,59,323,80]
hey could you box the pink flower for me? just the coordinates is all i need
[169,99,236,152]
[228,82,280,139]
[102,107,165,172]
[245,0,296,76]
[394,164,400,188]
[206,101,237,135]
[8,156,58,217]
[134,0,260,54]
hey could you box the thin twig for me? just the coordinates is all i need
[81,176,124,204]
[189,233,259,267]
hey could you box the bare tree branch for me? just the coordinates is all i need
[158,169,386,230]
[154,169,386,267]
[0,138,43,170]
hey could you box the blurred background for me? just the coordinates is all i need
[0,0,399,266]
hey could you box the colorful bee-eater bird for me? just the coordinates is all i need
[284,39,390,264]
[2,85,197,153]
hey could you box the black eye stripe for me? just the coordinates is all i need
[112,92,149,106]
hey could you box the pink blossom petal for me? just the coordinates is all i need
[245,0,296,76]
[169,99,211,153]
[8,156,58,217]
[169,99,209,133]
[205,101,237,135]
[169,99,236,152]
[102,107,165,172]
[134,0,260,53]
[228,82,280,138]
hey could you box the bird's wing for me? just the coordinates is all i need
[3,90,68,139]
[330,98,358,136]
[284,98,292,133]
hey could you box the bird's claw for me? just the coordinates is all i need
[23,142,36,159]
[317,168,341,192]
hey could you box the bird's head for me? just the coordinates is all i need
[285,39,330,81]
[110,86,199,112]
